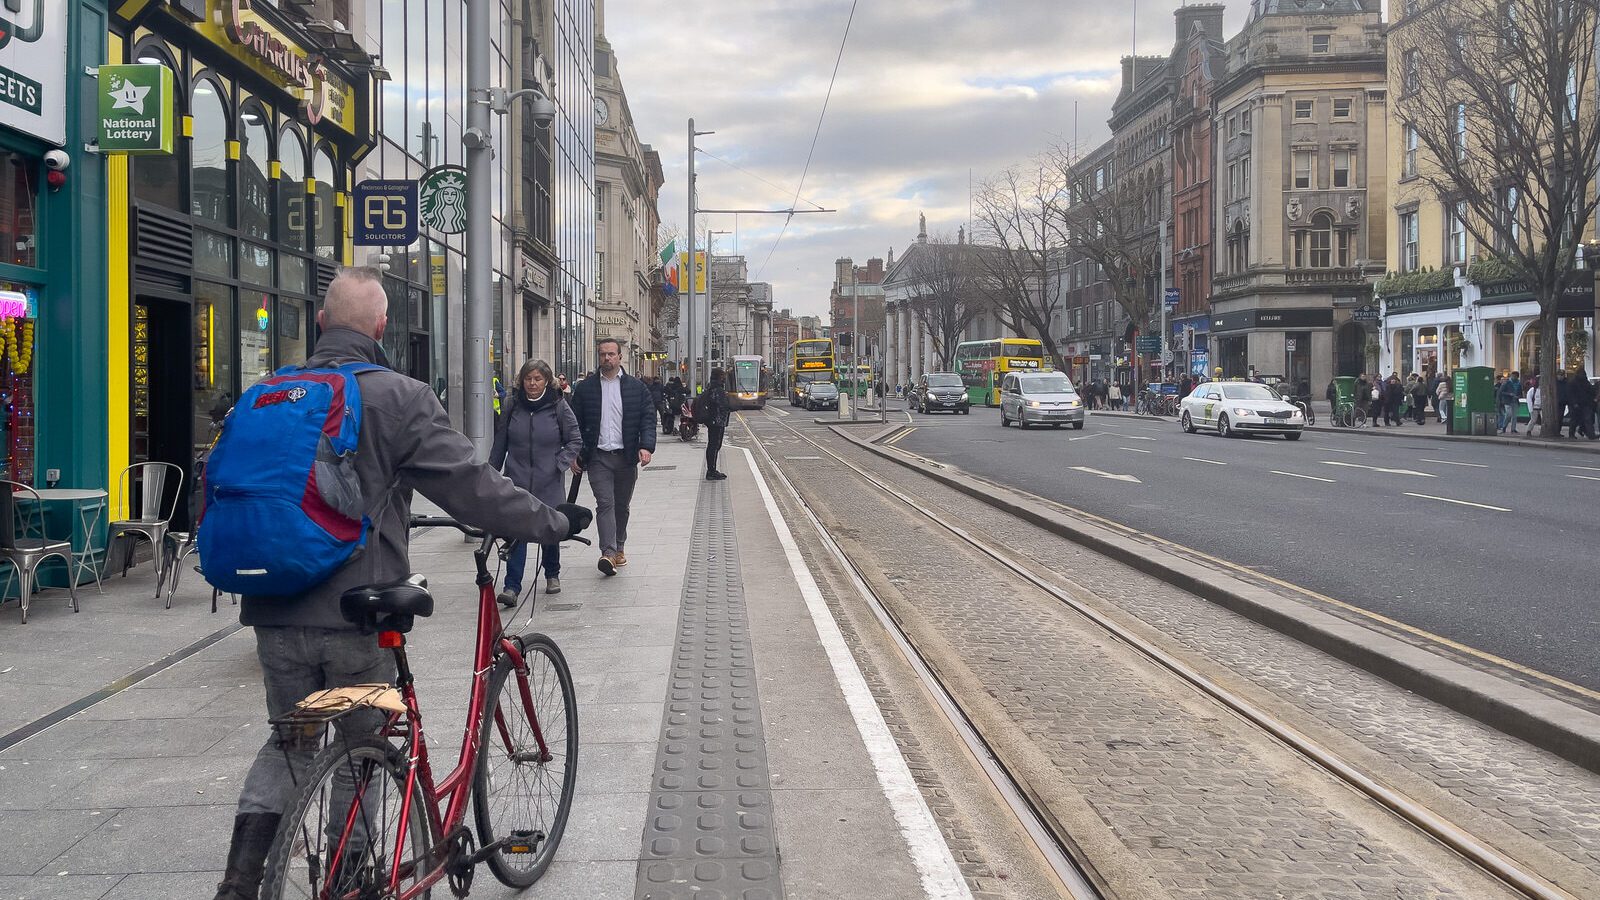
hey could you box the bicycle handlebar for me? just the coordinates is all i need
[408,515,592,545]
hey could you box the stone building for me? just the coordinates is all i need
[830,256,886,366]
[1171,4,1228,377]
[594,28,660,375]
[1109,50,1175,379]
[1211,0,1387,385]
[1055,140,1120,386]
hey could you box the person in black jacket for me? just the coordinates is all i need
[697,368,733,480]
[1384,374,1405,426]
[662,376,687,435]
[569,338,657,575]
[1568,369,1597,439]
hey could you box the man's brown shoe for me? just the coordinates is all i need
[598,555,617,576]
[614,550,628,568]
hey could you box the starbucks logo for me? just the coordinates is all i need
[419,165,467,235]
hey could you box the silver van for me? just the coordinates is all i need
[999,371,1085,430]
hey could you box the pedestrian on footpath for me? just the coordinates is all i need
[491,358,583,603]
[647,375,666,433]
[1567,368,1597,439]
[1497,370,1522,433]
[696,367,732,480]
[570,337,656,576]
[1437,373,1453,429]
[1525,378,1542,435]
[1109,382,1123,411]
[1384,374,1405,426]
[208,268,584,900]
[663,376,687,435]
[1409,373,1429,425]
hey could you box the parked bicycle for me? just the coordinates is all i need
[1296,401,1317,427]
[259,515,588,899]
[1333,401,1367,428]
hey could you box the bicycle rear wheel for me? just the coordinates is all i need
[473,633,578,888]
[261,735,432,900]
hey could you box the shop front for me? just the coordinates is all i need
[1471,279,1595,377]
[106,1,377,528]
[1379,287,1463,378]
[1208,307,1334,384]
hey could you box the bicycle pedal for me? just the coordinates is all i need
[505,829,545,854]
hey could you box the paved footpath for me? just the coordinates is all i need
[0,440,965,899]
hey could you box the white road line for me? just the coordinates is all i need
[1320,460,1436,478]
[1119,447,1154,454]
[741,448,974,900]
[1272,470,1335,483]
[1069,465,1142,483]
[1421,458,1489,468]
[1404,492,1511,512]
[1315,447,1366,454]
[1067,432,1106,442]
[784,456,823,460]
[1183,457,1227,466]
[1566,474,1600,482]
[766,406,791,418]
[1122,435,1157,441]
[1559,465,1600,472]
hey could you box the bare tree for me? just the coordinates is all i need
[1397,0,1600,435]
[970,165,1067,361]
[903,234,984,370]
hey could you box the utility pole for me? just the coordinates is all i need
[686,119,700,395]
[463,0,494,460]
[851,263,861,421]
[1159,215,1168,385]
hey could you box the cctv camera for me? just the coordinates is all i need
[530,96,556,129]
[43,149,70,171]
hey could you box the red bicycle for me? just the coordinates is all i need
[260,516,583,899]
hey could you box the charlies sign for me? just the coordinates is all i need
[194,0,357,136]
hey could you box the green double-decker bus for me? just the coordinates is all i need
[953,338,1048,406]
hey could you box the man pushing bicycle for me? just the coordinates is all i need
[200,267,589,900]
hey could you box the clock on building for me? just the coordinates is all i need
[594,97,610,126]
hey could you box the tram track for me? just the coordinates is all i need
[740,407,1576,900]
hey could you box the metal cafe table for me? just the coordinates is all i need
[8,487,110,592]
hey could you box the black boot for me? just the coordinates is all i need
[213,812,282,900]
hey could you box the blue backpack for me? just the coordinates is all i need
[199,362,382,597]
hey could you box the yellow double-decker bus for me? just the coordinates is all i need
[786,339,834,405]
[953,338,1048,406]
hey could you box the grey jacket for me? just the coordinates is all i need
[240,328,571,629]
[489,392,582,509]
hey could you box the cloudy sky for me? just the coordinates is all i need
[601,0,1304,320]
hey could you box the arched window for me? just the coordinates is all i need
[239,102,272,241]
[312,144,339,260]
[1310,212,1334,268]
[190,76,230,224]
[278,127,308,251]
[130,41,183,211]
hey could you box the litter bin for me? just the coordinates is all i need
[1453,366,1494,435]
[1333,376,1357,413]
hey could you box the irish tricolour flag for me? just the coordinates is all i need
[660,240,680,297]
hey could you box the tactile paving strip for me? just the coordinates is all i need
[636,481,784,900]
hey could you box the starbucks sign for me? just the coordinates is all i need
[418,165,467,235]
[98,65,175,155]
[0,0,67,145]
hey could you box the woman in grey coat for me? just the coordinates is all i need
[490,358,583,604]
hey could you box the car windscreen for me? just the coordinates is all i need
[1020,375,1075,394]
[811,384,838,394]
[1219,383,1281,401]
[926,374,962,387]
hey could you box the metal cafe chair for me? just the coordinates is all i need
[0,480,81,624]
[109,462,185,599]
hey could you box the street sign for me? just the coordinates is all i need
[352,179,419,246]
[1164,287,1180,308]
[1135,336,1162,353]
[1286,338,1298,352]
[97,64,175,154]
[419,165,468,234]
[1161,350,1174,365]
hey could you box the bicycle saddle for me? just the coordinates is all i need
[340,574,433,633]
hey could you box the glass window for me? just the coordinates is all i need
[240,291,274,391]
[1310,213,1334,268]
[1332,149,1352,188]
[1332,98,1352,119]
[239,106,272,240]
[276,296,309,368]
[195,229,234,278]
[190,79,229,224]
[240,242,274,286]
[279,129,308,250]
[279,254,310,296]
[1449,200,1468,263]
[131,45,183,211]
[1294,99,1314,119]
[2,153,40,268]
[1453,103,1468,160]
[1312,34,1329,54]
[1403,125,1418,177]
[313,146,339,259]
[194,281,236,448]
[381,0,405,137]
[1400,211,1420,272]
[1293,150,1313,189]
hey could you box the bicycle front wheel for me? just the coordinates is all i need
[261,735,432,900]
[473,633,579,888]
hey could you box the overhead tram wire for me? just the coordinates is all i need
[697,148,827,213]
[755,0,859,282]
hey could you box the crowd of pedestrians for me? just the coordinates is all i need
[1493,368,1597,439]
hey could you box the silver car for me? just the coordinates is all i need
[1180,381,1305,439]
[999,371,1085,429]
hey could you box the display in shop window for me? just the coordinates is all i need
[0,287,35,485]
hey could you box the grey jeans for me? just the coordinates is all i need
[587,448,639,557]
[237,626,395,816]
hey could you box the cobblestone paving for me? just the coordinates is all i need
[737,431,1016,900]
[815,428,1600,896]
[742,416,1511,899]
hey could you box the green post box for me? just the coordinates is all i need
[1453,366,1494,435]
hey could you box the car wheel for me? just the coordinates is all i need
[1000,409,1010,427]
[962,407,970,415]
[1181,411,1195,434]
[1218,414,1234,438]
[1284,432,1303,441]
[1019,410,1031,429]
[1072,421,1084,430]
